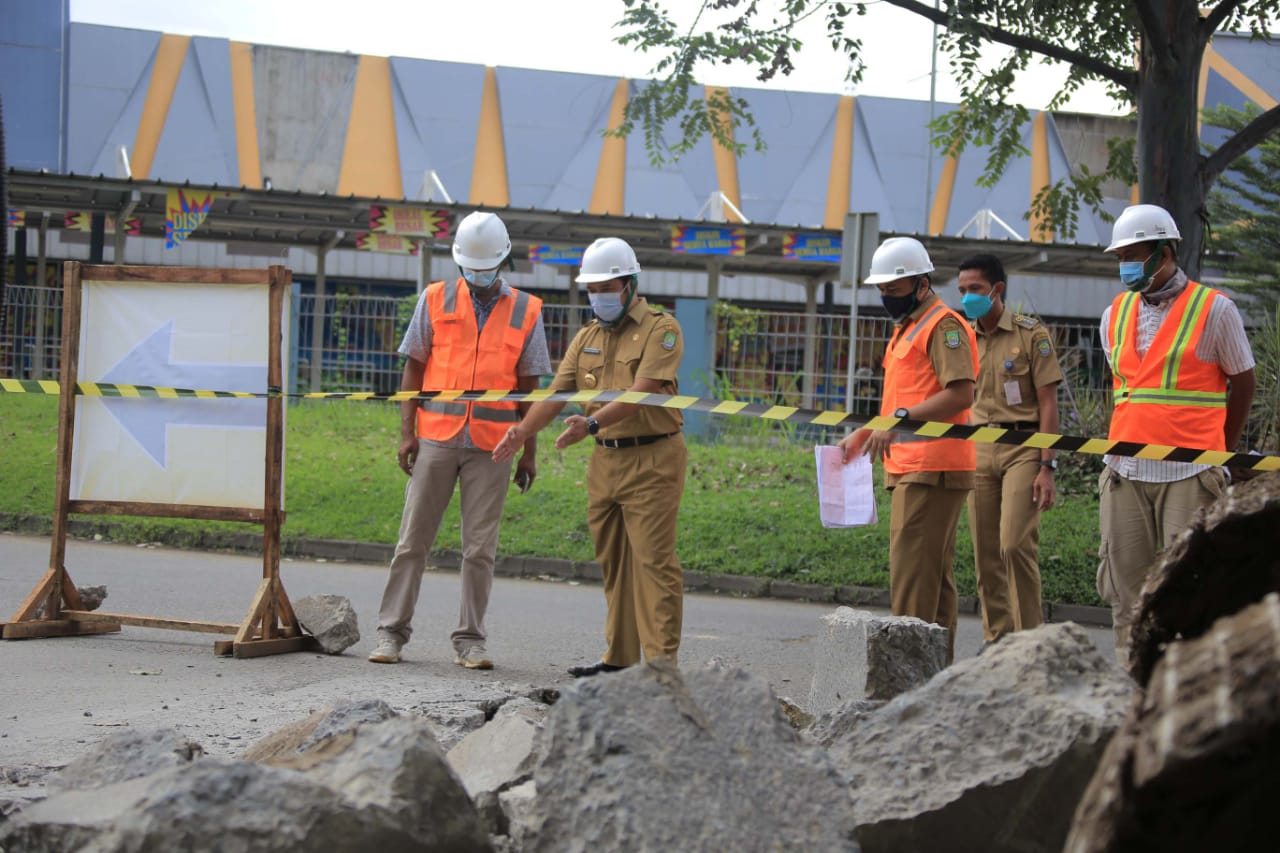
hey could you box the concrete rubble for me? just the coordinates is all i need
[824,622,1133,853]
[807,606,947,714]
[293,593,361,655]
[1067,593,1280,852]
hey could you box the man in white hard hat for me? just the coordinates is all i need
[1098,203,1256,667]
[368,211,551,669]
[840,237,978,663]
[492,237,687,677]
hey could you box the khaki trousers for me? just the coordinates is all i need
[968,444,1044,642]
[1097,466,1226,667]
[889,481,969,663]
[586,434,687,667]
[376,441,513,652]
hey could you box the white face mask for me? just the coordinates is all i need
[588,290,626,323]
[463,268,501,289]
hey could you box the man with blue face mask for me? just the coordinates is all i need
[956,253,1062,647]
[1098,203,1256,668]
[493,237,687,677]
[368,211,551,670]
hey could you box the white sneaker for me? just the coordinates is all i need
[368,636,403,664]
[454,645,493,670]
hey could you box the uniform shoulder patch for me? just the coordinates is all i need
[1036,336,1053,358]
[943,328,961,349]
[661,330,678,350]
[1014,314,1039,330]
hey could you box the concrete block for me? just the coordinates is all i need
[700,574,770,597]
[807,606,948,715]
[770,581,835,603]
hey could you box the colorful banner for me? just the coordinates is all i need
[355,232,421,255]
[528,245,585,266]
[7,209,25,227]
[782,232,842,263]
[369,205,451,238]
[165,188,216,249]
[670,225,746,256]
[65,212,142,237]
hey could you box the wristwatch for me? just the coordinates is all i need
[893,407,910,419]
[1039,458,1058,470]
[585,417,600,436]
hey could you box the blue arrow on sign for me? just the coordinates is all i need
[99,321,268,468]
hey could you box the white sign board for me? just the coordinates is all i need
[69,280,285,509]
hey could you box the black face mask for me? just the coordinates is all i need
[881,285,921,321]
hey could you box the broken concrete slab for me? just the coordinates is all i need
[46,728,203,795]
[826,622,1132,853]
[447,711,541,799]
[521,661,859,852]
[1066,593,1280,853]
[807,607,948,714]
[1128,472,1280,685]
[241,698,397,763]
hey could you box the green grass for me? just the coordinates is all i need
[0,394,1104,605]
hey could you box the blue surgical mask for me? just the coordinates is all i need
[1118,260,1149,291]
[462,268,500,289]
[588,291,626,324]
[961,292,993,320]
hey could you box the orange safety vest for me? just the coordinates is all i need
[1108,281,1227,451]
[416,279,542,451]
[880,300,978,475]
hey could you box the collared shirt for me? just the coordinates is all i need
[885,292,976,489]
[550,296,684,439]
[971,307,1063,426]
[399,277,552,449]
[1099,269,1255,482]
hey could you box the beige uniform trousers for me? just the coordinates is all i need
[1097,466,1227,667]
[968,444,1045,642]
[889,481,969,663]
[376,441,513,653]
[587,434,687,667]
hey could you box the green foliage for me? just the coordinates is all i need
[1,391,1107,605]
[609,1,1280,250]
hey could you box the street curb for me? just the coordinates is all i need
[0,512,1113,627]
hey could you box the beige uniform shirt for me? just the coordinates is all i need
[886,292,978,489]
[551,296,684,439]
[971,309,1063,427]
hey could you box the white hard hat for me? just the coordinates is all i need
[1105,204,1181,252]
[576,237,641,283]
[452,211,512,269]
[863,237,934,285]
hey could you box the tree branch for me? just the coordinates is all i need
[1202,1,1245,41]
[1202,104,1280,187]
[882,0,1137,91]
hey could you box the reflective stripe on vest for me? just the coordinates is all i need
[880,299,977,475]
[1108,281,1227,451]
[417,279,542,451]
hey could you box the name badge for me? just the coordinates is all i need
[1003,380,1023,406]
[583,347,602,355]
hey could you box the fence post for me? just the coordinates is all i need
[675,297,712,439]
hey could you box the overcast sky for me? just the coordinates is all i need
[71,0,1125,116]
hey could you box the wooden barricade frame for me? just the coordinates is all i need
[1,262,316,657]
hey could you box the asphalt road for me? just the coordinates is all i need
[0,533,1115,771]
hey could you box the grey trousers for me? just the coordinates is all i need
[375,440,513,653]
[1097,466,1227,667]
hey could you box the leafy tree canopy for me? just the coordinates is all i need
[613,1,1280,276]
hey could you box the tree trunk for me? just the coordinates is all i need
[1136,1,1208,279]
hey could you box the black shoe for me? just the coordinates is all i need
[568,661,628,678]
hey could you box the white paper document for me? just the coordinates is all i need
[814,445,879,528]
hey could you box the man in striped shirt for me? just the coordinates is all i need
[1098,204,1256,667]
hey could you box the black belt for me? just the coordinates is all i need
[594,432,678,449]
[985,421,1038,430]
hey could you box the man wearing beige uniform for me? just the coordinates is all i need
[957,253,1063,645]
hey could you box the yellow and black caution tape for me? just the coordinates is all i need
[3,377,1278,471]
